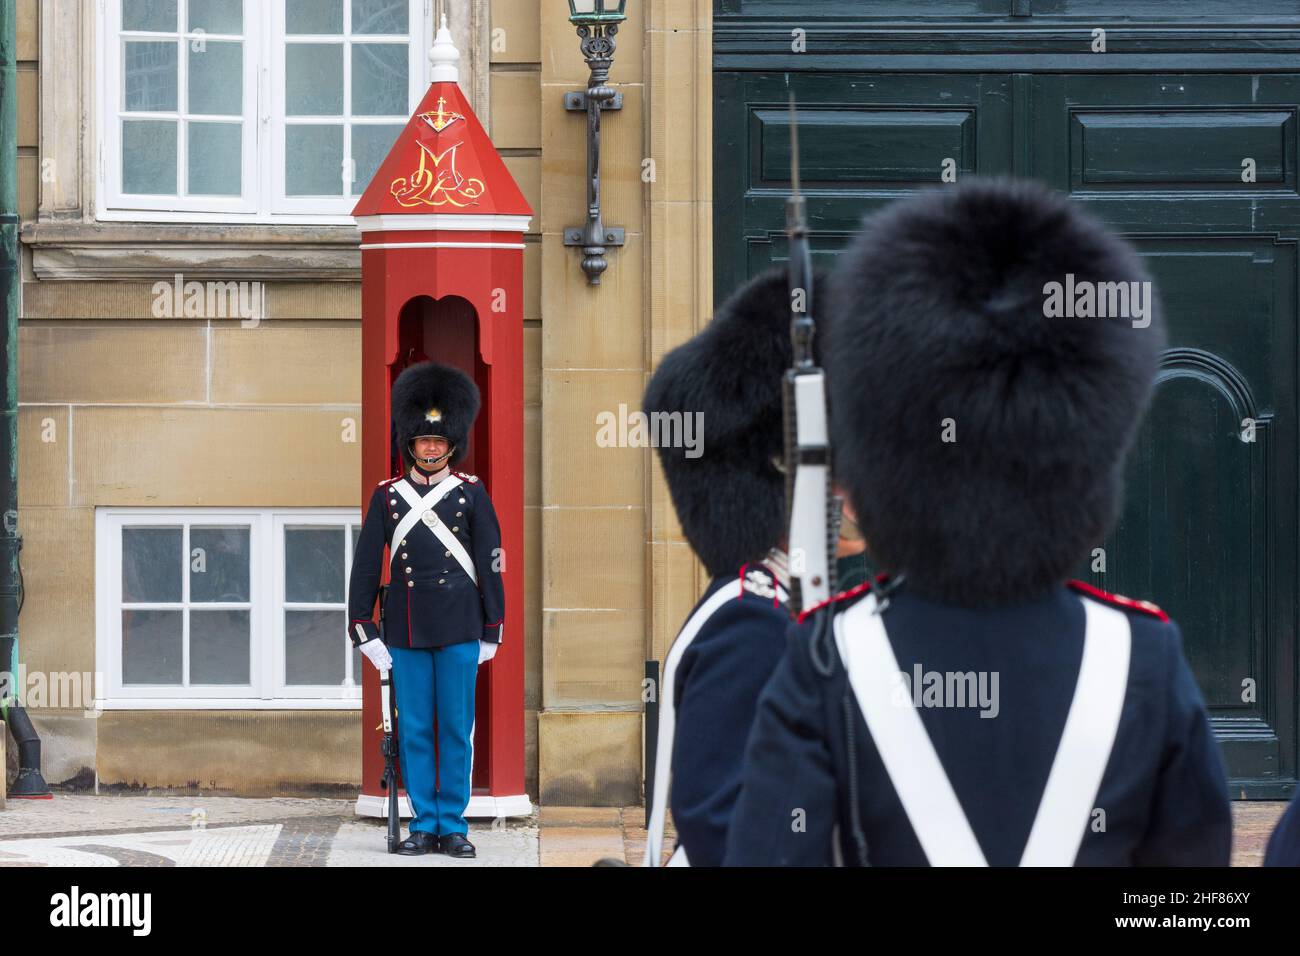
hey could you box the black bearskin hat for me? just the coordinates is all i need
[643,265,826,578]
[825,177,1166,606]
[391,361,480,469]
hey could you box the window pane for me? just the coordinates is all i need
[190,609,250,684]
[123,0,177,32]
[188,121,242,195]
[122,120,178,193]
[285,527,345,601]
[286,0,343,35]
[188,40,242,115]
[286,125,344,195]
[188,0,242,34]
[348,525,362,684]
[286,44,344,115]
[189,526,250,601]
[351,123,402,193]
[352,0,407,35]
[124,40,178,112]
[122,527,182,602]
[352,44,406,116]
[122,609,184,684]
[285,610,346,684]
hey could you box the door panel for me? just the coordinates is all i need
[714,71,1013,297]
[1032,74,1299,794]
[715,64,1300,795]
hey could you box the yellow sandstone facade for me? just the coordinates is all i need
[13,0,714,805]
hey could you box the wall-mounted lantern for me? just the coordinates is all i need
[564,0,627,285]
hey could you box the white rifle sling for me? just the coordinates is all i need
[643,576,789,868]
[1019,597,1131,866]
[643,580,742,867]
[391,477,478,584]
[835,593,987,866]
[789,372,831,608]
[834,591,1131,866]
[379,672,393,734]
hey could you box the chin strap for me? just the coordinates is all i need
[410,441,455,471]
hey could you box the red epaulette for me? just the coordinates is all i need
[454,470,479,484]
[796,573,892,625]
[379,475,403,487]
[1068,580,1169,622]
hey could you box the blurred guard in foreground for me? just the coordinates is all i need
[348,361,505,858]
[640,266,825,866]
[725,178,1232,866]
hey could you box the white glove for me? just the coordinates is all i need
[478,641,499,664]
[360,639,393,672]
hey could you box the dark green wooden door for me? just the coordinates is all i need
[715,4,1300,797]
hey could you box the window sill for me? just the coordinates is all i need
[93,698,364,710]
[20,220,364,282]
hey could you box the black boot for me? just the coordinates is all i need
[441,833,476,858]
[396,831,441,856]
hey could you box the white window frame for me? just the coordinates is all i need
[96,0,432,224]
[95,507,367,710]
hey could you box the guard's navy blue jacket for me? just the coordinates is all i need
[669,566,790,866]
[1265,794,1300,866]
[724,580,1232,866]
[347,469,505,650]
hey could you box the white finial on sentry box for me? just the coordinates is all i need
[429,12,460,84]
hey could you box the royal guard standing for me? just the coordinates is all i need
[725,178,1233,866]
[348,361,505,858]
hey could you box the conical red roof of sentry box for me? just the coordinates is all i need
[351,80,531,219]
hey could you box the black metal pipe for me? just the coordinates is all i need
[0,0,48,799]
[644,659,659,830]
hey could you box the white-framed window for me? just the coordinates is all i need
[95,507,370,709]
[98,0,431,223]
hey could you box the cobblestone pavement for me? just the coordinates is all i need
[543,803,1292,866]
[1229,800,1289,867]
[0,794,539,867]
[0,794,1286,866]
[540,806,674,866]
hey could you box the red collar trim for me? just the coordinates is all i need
[796,573,892,624]
[1067,580,1169,622]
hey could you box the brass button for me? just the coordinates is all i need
[401,552,408,559]
[459,497,465,504]
[389,499,396,505]
[401,539,407,546]
[405,566,412,573]
[391,512,398,519]
[407,581,414,588]
[456,511,462,517]
[444,550,451,557]
[438,578,445,584]
[452,526,459,532]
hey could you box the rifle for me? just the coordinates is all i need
[376,583,400,853]
[781,93,839,617]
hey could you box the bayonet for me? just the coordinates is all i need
[782,93,838,616]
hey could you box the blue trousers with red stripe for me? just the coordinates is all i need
[389,639,478,836]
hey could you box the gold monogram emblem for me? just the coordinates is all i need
[390,98,486,209]
[419,97,463,134]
